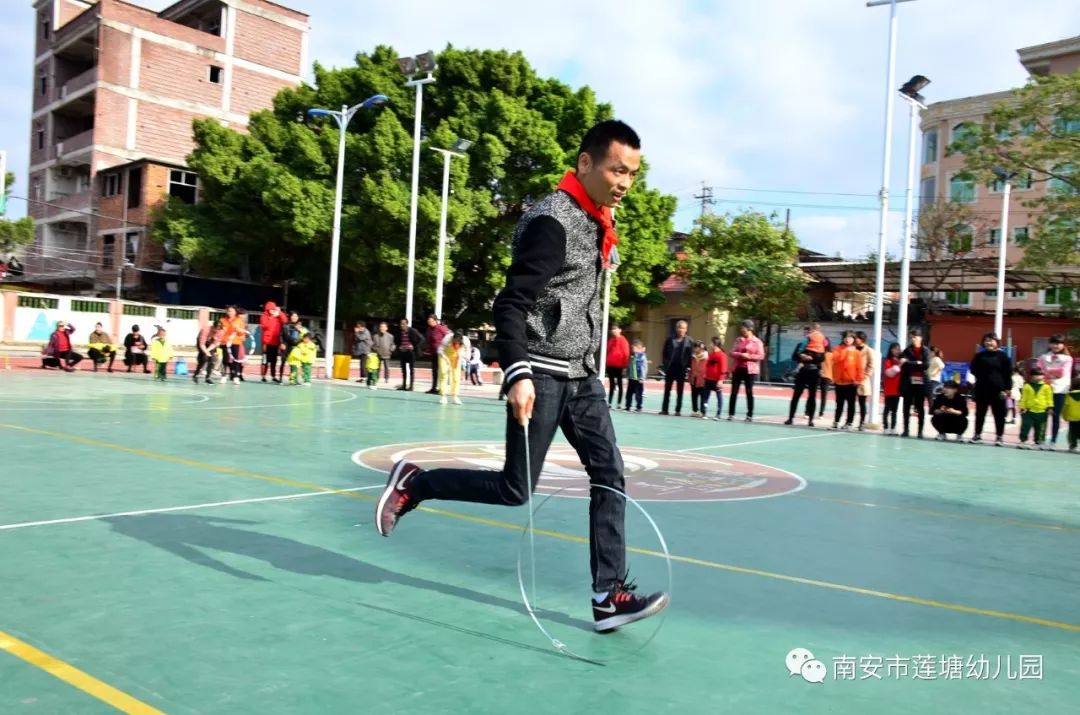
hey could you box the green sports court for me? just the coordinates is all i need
[1,370,1077,714]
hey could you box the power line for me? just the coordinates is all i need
[691,182,715,219]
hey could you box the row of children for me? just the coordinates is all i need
[193,305,318,386]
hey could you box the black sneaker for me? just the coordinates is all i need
[376,461,423,537]
[592,577,669,632]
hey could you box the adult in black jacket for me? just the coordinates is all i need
[660,320,693,415]
[931,382,969,439]
[785,326,824,426]
[376,120,668,633]
[968,332,1012,444]
[123,325,150,373]
[898,329,930,438]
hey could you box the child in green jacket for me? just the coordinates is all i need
[1018,366,1054,450]
[1061,377,1080,453]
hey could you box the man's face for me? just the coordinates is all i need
[983,336,997,350]
[675,323,687,337]
[400,320,409,330]
[577,141,641,208]
[379,323,387,333]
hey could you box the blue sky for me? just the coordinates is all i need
[2,0,1078,258]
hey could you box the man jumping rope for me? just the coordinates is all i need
[376,120,669,632]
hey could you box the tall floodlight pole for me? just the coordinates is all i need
[431,138,472,319]
[307,94,389,380]
[897,75,930,345]
[866,0,917,427]
[398,51,437,326]
[992,167,1017,340]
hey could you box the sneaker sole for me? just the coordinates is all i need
[376,462,412,537]
[593,593,670,632]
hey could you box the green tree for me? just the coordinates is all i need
[154,46,676,327]
[678,211,807,376]
[948,69,1080,268]
[0,173,34,254]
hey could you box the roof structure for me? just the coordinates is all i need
[798,258,1080,293]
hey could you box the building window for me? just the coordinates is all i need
[919,176,936,206]
[1013,226,1030,246]
[102,173,123,197]
[169,170,198,204]
[922,129,938,164]
[209,66,223,84]
[1048,163,1077,195]
[951,122,976,147]
[1054,114,1080,134]
[948,224,974,255]
[127,168,143,209]
[102,235,115,269]
[36,128,44,150]
[949,174,976,204]
[944,291,971,306]
[1041,287,1074,306]
[988,228,1001,246]
[991,172,1034,192]
[41,17,50,39]
[986,291,1026,299]
[39,74,48,96]
[125,232,140,264]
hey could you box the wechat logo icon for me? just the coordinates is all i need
[786,647,826,684]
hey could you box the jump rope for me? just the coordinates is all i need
[516,416,673,663]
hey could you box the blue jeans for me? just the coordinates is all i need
[410,373,626,591]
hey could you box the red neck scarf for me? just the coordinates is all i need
[556,170,618,267]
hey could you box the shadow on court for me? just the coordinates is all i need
[103,512,596,649]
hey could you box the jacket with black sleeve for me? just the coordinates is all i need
[493,190,605,387]
[969,348,1012,395]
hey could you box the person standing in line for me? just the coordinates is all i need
[968,332,1012,446]
[899,329,930,438]
[149,327,173,381]
[931,382,969,441]
[259,302,287,384]
[288,332,317,387]
[1017,366,1054,449]
[352,321,373,384]
[437,331,465,405]
[1008,364,1024,425]
[625,339,648,412]
[424,315,449,395]
[882,343,903,434]
[702,336,728,419]
[605,324,630,409]
[371,322,395,385]
[193,319,223,385]
[1037,335,1073,449]
[1061,377,1080,453]
[375,119,669,632]
[853,331,876,431]
[728,319,765,422]
[786,326,824,427]
[688,341,708,417]
[660,320,693,416]
[830,331,863,430]
[927,345,945,400]
[818,343,833,418]
[221,306,247,384]
[396,319,423,391]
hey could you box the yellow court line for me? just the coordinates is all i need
[794,493,1080,534]
[0,629,164,714]
[3,423,1079,636]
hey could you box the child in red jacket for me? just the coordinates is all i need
[882,343,903,434]
[702,336,728,419]
[689,341,709,417]
[606,325,630,409]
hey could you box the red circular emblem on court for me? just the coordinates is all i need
[352,442,805,502]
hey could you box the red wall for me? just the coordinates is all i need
[927,312,1079,363]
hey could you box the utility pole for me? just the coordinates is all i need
[692,182,714,220]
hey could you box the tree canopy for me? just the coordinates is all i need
[0,173,34,255]
[678,211,807,326]
[948,69,1080,269]
[154,45,676,326]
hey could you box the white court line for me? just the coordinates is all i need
[0,485,383,531]
[680,431,845,452]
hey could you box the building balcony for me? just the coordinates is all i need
[59,66,98,101]
[54,129,94,161]
[52,7,98,51]
[43,189,93,220]
[22,254,96,283]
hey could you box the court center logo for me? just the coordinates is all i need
[352,442,805,502]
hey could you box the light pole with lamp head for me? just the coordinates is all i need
[866,0,917,427]
[398,51,437,327]
[306,93,389,380]
[991,166,1017,340]
[896,74,930,345]
[431,137,472,319]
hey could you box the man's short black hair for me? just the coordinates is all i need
[578,120,640,164]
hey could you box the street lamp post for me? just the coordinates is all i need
[866,0,917,427]
[431,138,472,319]
[897,75,930,344]
[398,51,437,326]
[307,94,389,379]
[992,167,1017,340]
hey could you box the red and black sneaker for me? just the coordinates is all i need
[375,461,423,537]
[592,576,670,632]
